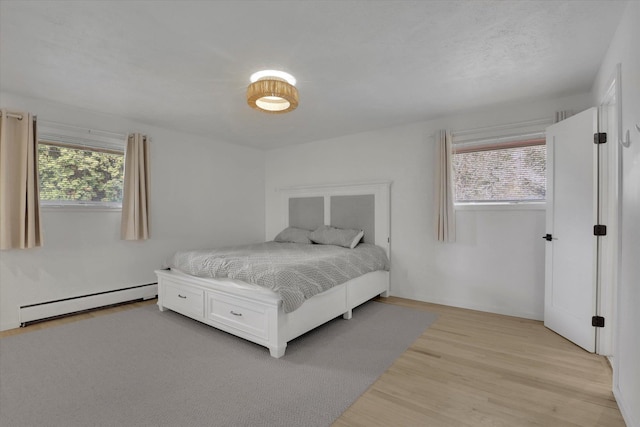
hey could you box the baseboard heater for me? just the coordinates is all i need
[18,283,158,327]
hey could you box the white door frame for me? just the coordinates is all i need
[596,64,622,356]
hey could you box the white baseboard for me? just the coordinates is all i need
[613,385,638,427]
[391,292,543,321]
[18,284,157,326]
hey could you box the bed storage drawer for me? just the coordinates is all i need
[163,281,205,319]
[206,293,269,340]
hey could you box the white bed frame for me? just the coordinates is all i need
[156,181,391,358]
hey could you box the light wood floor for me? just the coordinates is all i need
[335,297,625,427]
[1,297,625,426]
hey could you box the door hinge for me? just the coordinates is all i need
[593,132,607,144]
[592,316,605,328]
[593,225,607,236]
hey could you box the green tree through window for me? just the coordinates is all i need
[38,143,124,204]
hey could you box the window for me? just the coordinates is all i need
[452,138,546,204]
[37,124,125,208]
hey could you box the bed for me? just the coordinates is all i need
[155,181,391,358]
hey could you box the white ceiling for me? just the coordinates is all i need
[0,1,627,150]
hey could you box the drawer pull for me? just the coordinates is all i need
[178,294,187,299]
[230,310,243,317]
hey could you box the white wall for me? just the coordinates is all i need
[592,1,640,425]
[0,92,265,331]
[265,93,591,321]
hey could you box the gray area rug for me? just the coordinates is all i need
[0,301,437,427]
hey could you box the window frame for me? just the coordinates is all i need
[452,134,547,209]
[37,123,126,210]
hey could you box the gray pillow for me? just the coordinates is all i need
[309,225,364,249]
[274,227,313,244]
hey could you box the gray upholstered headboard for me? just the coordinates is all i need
[288,194,375,244]
[330,194,375,244]
[288,196,324,232]
[280,181,391,254]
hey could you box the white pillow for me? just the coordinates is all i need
[309,225,364,249]
[274,227,313,244]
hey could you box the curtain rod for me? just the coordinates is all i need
[452,117,553,138]
[39,119,127,139]
[1,112,27,120]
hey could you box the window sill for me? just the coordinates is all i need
[41,204,122,212]
[455,202,546,211]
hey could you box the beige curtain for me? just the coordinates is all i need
[0,109,42,250]
[435,130,455,242]
[121,133,150,240]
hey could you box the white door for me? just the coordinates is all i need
[544,107,598,352]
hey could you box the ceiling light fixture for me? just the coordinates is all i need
[247,70,299,114]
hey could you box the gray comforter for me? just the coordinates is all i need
[165,242,390,313]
